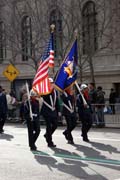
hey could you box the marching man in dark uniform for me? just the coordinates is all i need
[21,90,40,151]
[41,78,61,147]
[61,87,76,144]
[0,86,8,133]
[77,84,92,142]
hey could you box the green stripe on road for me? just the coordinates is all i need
[33,151,120,166]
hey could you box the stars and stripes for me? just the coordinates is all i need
[49,49,54,68]
[32,32,54,95]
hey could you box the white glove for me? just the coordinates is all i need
[58,112,62,116]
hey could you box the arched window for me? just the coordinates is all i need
[82,1,98,55]
[21,16,32,61]
[50,9,62,58]
[0,21,6,63]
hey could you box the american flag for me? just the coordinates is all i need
[32,33,54,95]
[48,32,54,68]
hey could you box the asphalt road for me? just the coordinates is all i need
[0,123,120,180]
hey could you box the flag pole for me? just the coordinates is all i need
[73,30,87,105]
[26,81,33,121]
[50,24,55,33]
[75,81,87,105]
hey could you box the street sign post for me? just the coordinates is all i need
[3,64,20,82]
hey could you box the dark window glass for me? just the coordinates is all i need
[82,1,98,55]
[0,21,6,63]
[21,16,32,61]
[50,9,62,58]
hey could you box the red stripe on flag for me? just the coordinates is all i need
[49,50,54,67]
[33,76,51,95]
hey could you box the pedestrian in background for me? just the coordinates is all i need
[0,86,8,133]
[40,78,61,147]
[77,84,92,142]
[109,88,117,114]
[88,83,97,125]
[96,86,105,127]
[61,87,76,144]
[6,91,18,121]
[21,90,40,151]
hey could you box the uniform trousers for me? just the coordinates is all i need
[64,114,76,142]
[43,115,58,145]
[26,117,40,149]
[81,113,92,140]
[0,113,7,132]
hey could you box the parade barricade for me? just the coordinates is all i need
[90,103,120,128]
[6,101,120,128]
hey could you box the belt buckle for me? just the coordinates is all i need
[52,107,55,111]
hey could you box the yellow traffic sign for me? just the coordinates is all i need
[3,64,20,82]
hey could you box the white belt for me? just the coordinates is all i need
[43,100,55,111]
[62,103,74,113]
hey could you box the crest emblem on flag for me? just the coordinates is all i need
[54,39,78,91]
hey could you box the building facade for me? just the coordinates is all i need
[0,0,120,99]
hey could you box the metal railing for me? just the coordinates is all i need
[6,102,120,127]
[89,103,120,127]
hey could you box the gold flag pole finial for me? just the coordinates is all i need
[74,29,78,39]
[50,24,55,33]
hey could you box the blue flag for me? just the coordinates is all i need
[54,39,78,91]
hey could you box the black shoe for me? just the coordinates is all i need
[83,138,90,142]
[68,140,74,144]
[44,134,49,141]
[0,129,4,134]
[96,124,105,128]
[48,143,56,148]
[44,134,48,141]
[30,145,37,151]
[63,131,68,140]
[44,134,46,139]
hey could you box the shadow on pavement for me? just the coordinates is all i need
[72,143,120,171]
[90,141,120,154]
[0,133,14,141]
[32,147,108,180]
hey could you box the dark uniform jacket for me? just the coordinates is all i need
[40,89,60,118]
[21,98,40,120]
[61,92,75,116]
[77,94,92,120]
[0,93,8,115]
